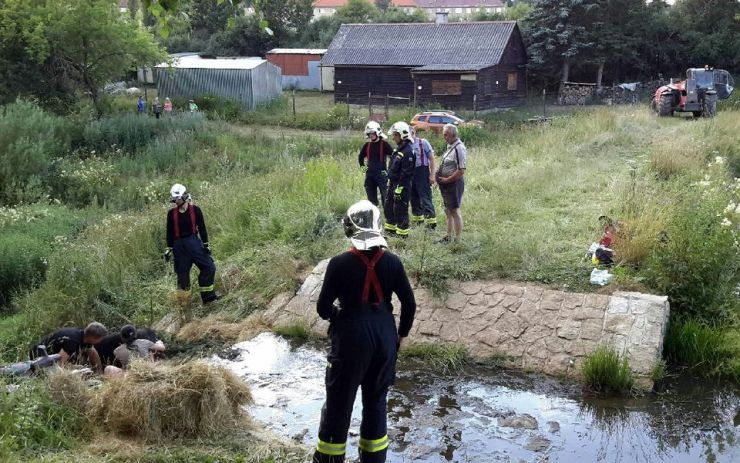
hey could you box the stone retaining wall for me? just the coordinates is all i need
[264,260,670,381]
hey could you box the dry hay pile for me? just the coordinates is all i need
[177,313,271,343]
[86,360,253,441]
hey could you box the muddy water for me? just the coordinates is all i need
[211,333,740,463]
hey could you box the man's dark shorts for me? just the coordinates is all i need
[440,178,464,209]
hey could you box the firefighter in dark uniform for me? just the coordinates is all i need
[359,121,393,207]
[383,122,416,238]
[312,200,416,463]
[409,126,437,229]
[164,183,220,304]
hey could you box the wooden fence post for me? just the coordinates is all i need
[292,89,296,119]
[384,94,389,121]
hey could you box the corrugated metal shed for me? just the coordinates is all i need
[155,55,282,110]
[321,22,516,70]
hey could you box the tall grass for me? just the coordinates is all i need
[400,342,468,374]
[581,345,634,394]
[662,318,732,377]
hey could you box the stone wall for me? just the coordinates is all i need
[264,260,670,381]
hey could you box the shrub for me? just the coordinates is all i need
[581,345,634,394]
[644,183,739,322]
[0,101,71,204]
[400,342,467,374]
[0,378,85,460]
[83,112,205,153]
[662,318,730,375]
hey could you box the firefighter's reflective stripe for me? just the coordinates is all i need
[173,205,197,240]
[200,284,215,292]
[411,214,425,222]
[316,440,346,456]
[425,217,437,225]
[395,227,410,236]
[359,435,389,453]
[384,223,396,231]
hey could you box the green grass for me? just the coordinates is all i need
[581,345,635,394]
[272,321,317,341]
[400,342,468,374]
[662,318,736,379]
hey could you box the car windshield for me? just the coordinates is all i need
[693,70,714,88]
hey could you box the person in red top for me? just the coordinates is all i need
[164,183,220,303]
[312,200,416,463]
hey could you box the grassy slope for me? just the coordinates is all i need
[1,94,738,460]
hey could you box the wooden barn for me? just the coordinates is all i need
[320,21,527,109]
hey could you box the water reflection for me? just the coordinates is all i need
[212,333,740,463]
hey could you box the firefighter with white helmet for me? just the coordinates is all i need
[164,183,220,304]
[312,199,416,463]
[359,121,393,207]
[383,122,416,238]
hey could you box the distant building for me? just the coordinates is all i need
[313,0,418,19]
[321,21,527,109]
[155,55,282,110]
[415,0,504,20]
[266,49,329,91]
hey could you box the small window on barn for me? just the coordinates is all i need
[507,72,518,91]
[432,80,462,96]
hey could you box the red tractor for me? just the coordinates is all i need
[653,67,734,118]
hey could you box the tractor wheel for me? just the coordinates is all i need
[657,94,673,117]
[702,96,717,118]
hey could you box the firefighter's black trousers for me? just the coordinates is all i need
[364,169,388,207]
[383,181,411,236]
[173,235,216,301]
[410,166,436,226]
[313,304,398,463]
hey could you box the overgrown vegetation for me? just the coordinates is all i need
[581,345,635,394]
[400,342,468,374]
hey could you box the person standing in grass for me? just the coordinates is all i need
[312,200,416,463]
[152,97,162,119]
[384,122,416,238]
[409,126,437,229]
[164,97,173,116]
[137,96,145,114]
[164,183,220,304]
[359,121,393,208]
[435,123,467,243]
[189,99,198,113]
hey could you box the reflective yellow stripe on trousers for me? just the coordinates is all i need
[359,435,389,453]
[199,285,214,292]
[316,439,346,456]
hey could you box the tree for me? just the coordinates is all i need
[375,0,391,12]
[336,0,379,23]
[378,7,428,23]
[291,15,342,48]
[207,15,278,56]
[522,0,597,91]
[589,0,647,87]
[673,0,740,75]
[189,0,240,34]
[261,0,314,38]
[0,0,166,115]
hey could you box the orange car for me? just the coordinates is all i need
[409,111,483,134]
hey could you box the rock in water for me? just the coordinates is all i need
[497,413,538,430]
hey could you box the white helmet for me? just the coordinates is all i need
[342,200,387,250]
[389,121,412,141]
[365,121,386,140]
[170,183,189,202]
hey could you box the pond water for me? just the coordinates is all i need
[211,332,740,463]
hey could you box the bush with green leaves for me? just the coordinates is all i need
[581,345,634,394]
[0,101,71,205]
[83,112,205,153]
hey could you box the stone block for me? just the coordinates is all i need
[519,324,552,344]
[501,296,522,312]
[579,318,604,341]
[459,319,487,340]
[482,283,505,294]
[523,287,544,302]
[418,320,442,336]
[439,323,461,342]
[486,293,505,308]
[445,292,469,311]
[462,304,489,321]
[468,292,488,306]
[563,293,585,309]
[482,305,507,325]
[573,307,606,321]
[541,291,564,311]
[517,301,540,322]
[284,295,311,318]
[460,281,483,295]
[584,294,610,309]
[496,311,527,339]
[476,328,505,348]
[503,285,525,297]
[607,296,630,314]
[604,314,634,333]
[525,338,550,360]
[414,307,432,322]
[544,353,572,375]
[556,319,581,340]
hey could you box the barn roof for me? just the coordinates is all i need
[321,22,519,71]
